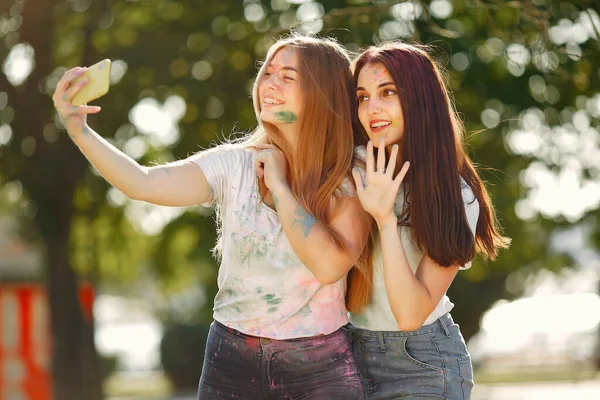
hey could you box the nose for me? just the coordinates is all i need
[264,74,281,91]
[367,97,381,116]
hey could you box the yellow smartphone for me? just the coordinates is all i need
[71,59,111,106]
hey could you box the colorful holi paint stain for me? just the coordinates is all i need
[274,111,297,124]
[292,207,316,237]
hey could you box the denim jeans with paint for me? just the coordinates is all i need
[348,313,473,400]
[198,320,364,399]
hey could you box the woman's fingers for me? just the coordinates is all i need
[394,161,410,188]
[387,144,399,177]
[54,68,86,101]
[255,158,264,177]
[366,140,374,175]
[255,149,274,165]
[78,105,102,114]
[255,143,277,151]
[352,168,365,191]
[63,78,89,102]
[376,136,386,171]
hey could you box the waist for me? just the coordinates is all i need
[349,312,455,337]
[214,277,347,339]
[212,319,348,346]
[349,294,454,331]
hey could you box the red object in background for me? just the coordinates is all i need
[0,284,94,400]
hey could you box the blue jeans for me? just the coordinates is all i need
[198,320,364,399]
[348,313,473,400]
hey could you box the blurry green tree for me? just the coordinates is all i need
[1,0,598,398]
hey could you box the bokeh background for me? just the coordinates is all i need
[1,0,599,399]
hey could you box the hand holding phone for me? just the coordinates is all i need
[71,59,112,106]
[52,63,106,135]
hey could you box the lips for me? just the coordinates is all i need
[369,119,391,133]
[263,96,284,107]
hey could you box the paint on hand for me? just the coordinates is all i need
[275,111,297,124]
[292,206,317,238]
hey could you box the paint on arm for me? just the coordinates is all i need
[292,206,317,237]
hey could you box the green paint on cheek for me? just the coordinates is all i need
[275,111,297,124]
[226,289,235,296]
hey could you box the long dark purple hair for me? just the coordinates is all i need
[347,42,511,312]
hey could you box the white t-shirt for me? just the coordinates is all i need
[191,145,349,339]
[349,147,479,331]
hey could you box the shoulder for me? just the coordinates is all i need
[334,146,367,198]
[354,145,367,162]
[460,177,480,223]
[460,177,477,205]
[336,176,356,198]
[189,143,254,164]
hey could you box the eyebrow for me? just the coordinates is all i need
[356,81,396,91]
[266,65,298,73]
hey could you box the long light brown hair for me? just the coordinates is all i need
[346,42,511,312]
[237,35,370,260]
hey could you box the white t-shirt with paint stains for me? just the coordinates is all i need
[192,145,349,339]
[349,146,480,331]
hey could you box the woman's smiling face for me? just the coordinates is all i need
[258,47,303,128]
[356,62,404,148]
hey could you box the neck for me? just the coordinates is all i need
[275,123,299,153]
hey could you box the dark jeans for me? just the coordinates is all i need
[348,313,473,400]
[198,320,364,399]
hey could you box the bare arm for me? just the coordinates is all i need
[53,67,212,206]
[69,125,212,206]
[377,216,459,331]
[352,138,458,330]
[272,185,369,285]
[255,143,369,284]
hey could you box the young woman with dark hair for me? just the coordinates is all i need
[347,42,511,400]
[52,35,370,399]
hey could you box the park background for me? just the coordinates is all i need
[1,0,600,399]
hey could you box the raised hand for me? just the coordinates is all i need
[352,137,410,225]
[52,67,101,137]
[255,143,289,193]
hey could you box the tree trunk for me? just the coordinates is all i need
[45,217,103,400]
[10,1,105,398]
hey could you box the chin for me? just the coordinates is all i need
[259,112,275,125]
[368,137,385,147]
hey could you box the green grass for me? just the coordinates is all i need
[104,371,171,398]
[475,368,600,385]
[104,368,600,398]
